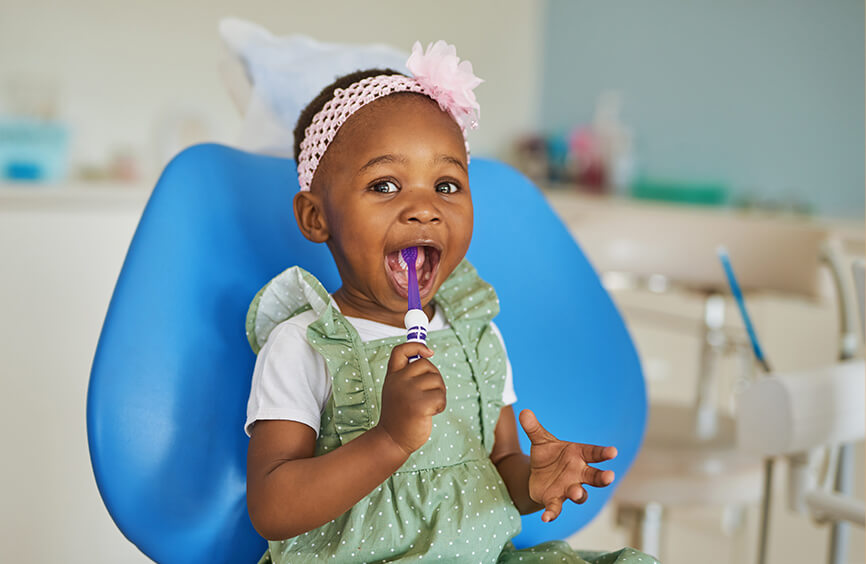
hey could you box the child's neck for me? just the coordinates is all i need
[332,287,435,329]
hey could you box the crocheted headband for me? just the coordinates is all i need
[297,40,483,191]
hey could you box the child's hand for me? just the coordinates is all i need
[519,409,617,523]
[376,342,446,456]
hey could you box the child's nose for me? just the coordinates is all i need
[400,190,441,224]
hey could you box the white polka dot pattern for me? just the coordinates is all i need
[255,261,660,564]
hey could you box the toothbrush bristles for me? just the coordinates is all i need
[400,247,422,311]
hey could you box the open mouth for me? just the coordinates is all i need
[384,245,441,300]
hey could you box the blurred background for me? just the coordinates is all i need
[0,0,863,562]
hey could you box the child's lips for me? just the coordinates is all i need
[384,245,441,300]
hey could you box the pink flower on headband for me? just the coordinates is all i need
[407,40,483,130]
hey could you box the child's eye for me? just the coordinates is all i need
[371,180,399,193]
[436,181,460,194]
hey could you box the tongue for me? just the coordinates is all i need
[389,247,426,274]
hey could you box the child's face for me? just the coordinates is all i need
[300,94,473,323]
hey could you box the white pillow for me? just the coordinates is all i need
[218,18,408,157]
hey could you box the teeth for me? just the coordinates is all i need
[397,252,407,271]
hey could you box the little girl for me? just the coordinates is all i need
[244,40,658,564]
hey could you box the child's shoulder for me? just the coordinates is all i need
[257,308,320,358]
[269,308,319,340]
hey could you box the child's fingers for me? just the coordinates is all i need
[566,483,588,504]
[387,342,434,371]
[541,497,564,522]
[392,357,439,381]
[581,444,618,463]
[518,409,557,445]
[414,371,446,392]
[420,387,448,415]
[581,466,615,487]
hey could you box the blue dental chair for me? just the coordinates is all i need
[87,144,647,563]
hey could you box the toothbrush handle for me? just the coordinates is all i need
[718,249,770,371]
[404,309,429,362]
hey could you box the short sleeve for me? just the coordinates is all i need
[245,313,332,437]
[489,322,517,406]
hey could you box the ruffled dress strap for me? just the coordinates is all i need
[245,265,378,446]
[433,259,508,453]
[245,266,331,354]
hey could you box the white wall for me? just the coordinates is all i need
[0,0,543,179]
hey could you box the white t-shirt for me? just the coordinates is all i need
[245,304,517,437]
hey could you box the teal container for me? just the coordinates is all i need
[0,117,69,181]
[631,177,728,206]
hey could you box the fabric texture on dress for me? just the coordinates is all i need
[248,260,659,564]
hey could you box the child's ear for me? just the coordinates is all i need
[293,191,330,243]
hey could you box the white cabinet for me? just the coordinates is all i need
[0,184,152,563]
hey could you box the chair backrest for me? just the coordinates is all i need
[87,144,646,563]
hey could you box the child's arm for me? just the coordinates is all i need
[247,420,406,540]
[490,406,618,522]
[247,342,445,540]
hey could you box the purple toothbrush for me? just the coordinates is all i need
[400,247,429,362]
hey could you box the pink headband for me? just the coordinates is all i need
[297,40,483,191]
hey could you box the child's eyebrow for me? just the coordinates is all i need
[358,154,407,174]
[434,154,466,172]
[356,153,466,174]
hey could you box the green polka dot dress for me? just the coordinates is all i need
[247,261,659,564]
